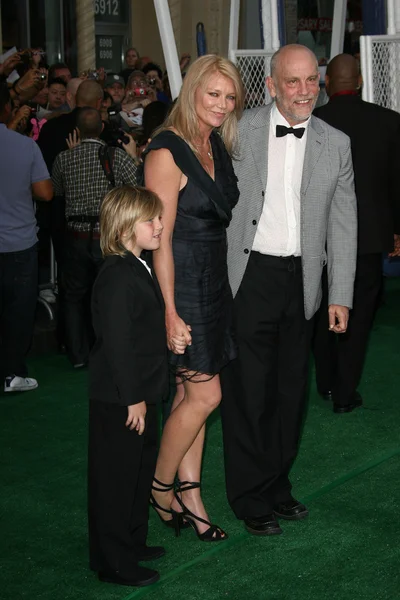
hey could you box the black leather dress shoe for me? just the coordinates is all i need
[244,514,283,536]
[333,391,363,414]
[319,390,333,402]
[98,566,160,587]
[137,546,166,561]
[274,499,309,520]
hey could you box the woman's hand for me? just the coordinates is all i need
[166,312,192,354]
[126,401,147,435]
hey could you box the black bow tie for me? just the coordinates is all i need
[276,125,305,139]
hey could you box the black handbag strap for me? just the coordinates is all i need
[98,145,116,189]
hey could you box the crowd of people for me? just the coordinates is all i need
[1,41,400,588]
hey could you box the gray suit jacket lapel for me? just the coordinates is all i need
[248,104,271,191]
[301,116,325,196]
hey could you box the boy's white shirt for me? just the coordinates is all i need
[135,255,152,277]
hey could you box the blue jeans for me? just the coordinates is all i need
[0,244,38,379]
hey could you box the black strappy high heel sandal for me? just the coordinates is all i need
[174,481,228,542]
[149,478,189,537]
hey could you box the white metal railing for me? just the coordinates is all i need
[360,34,400,112]
[229,49,273,109]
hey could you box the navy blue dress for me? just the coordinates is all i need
[145,130,239,378]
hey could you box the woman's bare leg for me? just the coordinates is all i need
[152,374,222,535]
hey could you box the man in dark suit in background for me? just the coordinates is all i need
[313,53,400,413]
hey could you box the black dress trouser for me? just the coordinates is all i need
[62,234,103,365]
[312,253,382,405]
[221,252,314,519]
[88,401,158,577]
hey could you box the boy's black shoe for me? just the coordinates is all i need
[98,566,160,587]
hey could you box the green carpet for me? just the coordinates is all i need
[1,279,400,600]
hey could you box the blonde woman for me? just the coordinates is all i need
[144,55,244,541]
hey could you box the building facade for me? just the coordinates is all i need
[0,0,390,73]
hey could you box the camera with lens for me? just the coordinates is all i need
[132,87,146,96]
[39,73,47,81]
[107,104,131,146]
[87,70,99,80]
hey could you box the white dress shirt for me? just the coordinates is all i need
[136,255,152,276]
[252,102,310,257]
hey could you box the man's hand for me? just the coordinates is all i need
[66,128,80,149]
[328,305,349,334]
[15,69,46,101]
[120,132,137,160]
[0,51,22,77]
[126,401,146,435]
[388,234,400,257]
[146,87,157,102]
[7,105,31,132]
[179,53,191,73]
[97,67,106,86]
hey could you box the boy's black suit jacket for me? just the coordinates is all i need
[314,94,400,254]
[89,252,168,406]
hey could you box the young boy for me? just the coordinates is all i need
[88,185,167,587]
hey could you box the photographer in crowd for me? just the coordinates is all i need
[48,62,71,84]
[10,65,48,106]
[104,73,125,106]
[120,70,157,128]
[51,107,138,368]
[0,82,53,392]
[142,62,170,105]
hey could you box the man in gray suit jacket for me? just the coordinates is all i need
[220,44,357,536]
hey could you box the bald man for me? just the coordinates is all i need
[221,45,357,535]
[37,80,105,350]
[312,53,400,413]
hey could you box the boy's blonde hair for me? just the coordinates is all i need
[158,54,245,157]
[100,185,162,257]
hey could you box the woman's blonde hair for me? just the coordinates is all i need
[160,54,244,156]
[100,185,162,257]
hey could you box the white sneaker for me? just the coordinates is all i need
[39,289,56,303]
[4,375,38,392]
